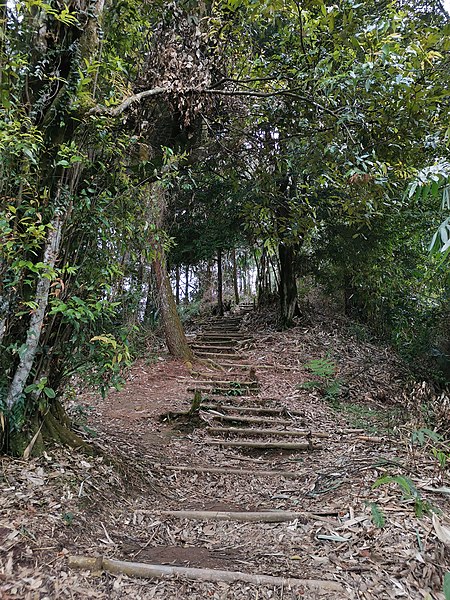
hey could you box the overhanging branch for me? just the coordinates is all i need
[88,85,356,142]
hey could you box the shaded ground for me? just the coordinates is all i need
[1,306,449,599]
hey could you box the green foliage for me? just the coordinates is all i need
[226,382,244,397]
[369,502,386,528]
[410,427,440,447]
[305,358,336,379]
[189,390,202,415]
[1,0,449,452]
[177,300,201,323]
[300,357,343,401]
[372,474,433,517]
[337,403,404,434]
[444,572,450,600]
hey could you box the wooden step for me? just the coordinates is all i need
[205,439,320,450]
[200,331,248,337]
[162,465,301,478]
[194,352,242,360]
[206,426,329,438]
[187,387,257,396]
[201,404,300,416]
[218,362,263,370]
[192,373,256,382]
[161,510,307,523]
[192,339,238,346]
[192,380,258,388]
[191,345,238,354]
[210,414,293,426]
[68,555,344,592]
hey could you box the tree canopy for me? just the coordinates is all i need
[0,0,449,454]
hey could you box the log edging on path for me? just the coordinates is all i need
[68,555,345,592]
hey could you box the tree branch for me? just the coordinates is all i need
[88,86,168,116]
[88,85,356,143]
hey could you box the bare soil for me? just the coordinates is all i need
[1,306,449,599]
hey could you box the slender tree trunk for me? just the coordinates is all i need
[278,242,300,327]
[6,212,64,410]
[175,265,180,305]
[231,248,239,306]
[217,248,224,317]
[0,296,10,346]
[144,267,157,325]
[184,264,189,304]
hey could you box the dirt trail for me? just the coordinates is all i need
[1,306,449,599]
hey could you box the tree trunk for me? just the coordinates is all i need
[217,248,224,316]
[144,267,157,325]
[149,182,193,362]
[153,252,194,362]
[278,242,300,327]
[184,264,189,304]
[0,295,10,346]
[6,212,64,411]
[231,248,240,306]
[175,265,180,305]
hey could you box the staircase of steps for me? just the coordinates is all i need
[135,302,345,596]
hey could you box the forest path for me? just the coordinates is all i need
[2,307,448,599]
[81,306,447,599]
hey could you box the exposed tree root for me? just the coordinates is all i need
[5,400,92,457]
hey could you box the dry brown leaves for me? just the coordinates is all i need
[1,306,450,599]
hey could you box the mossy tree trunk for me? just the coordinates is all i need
[2,0,105,456]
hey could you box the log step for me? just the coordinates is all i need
[187,387,257,396]
[192,339,238,346]
[68,555,344,592]
[206,426,329,438]
[192,373,256,382]
[162,465,301,478]
[218,363,266,370]
[160,510,307,523]
[191,345,238,353]
[193,380,258,388]
[210,414,293,426]
[194,352,242,360]
[205,328,242,332]
[205,439,320,450]
[201,404,301,416]
[200,333,249,339]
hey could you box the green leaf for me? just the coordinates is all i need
[43,387,56,399]
[443,572,450,600]
[370,502,385,528]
